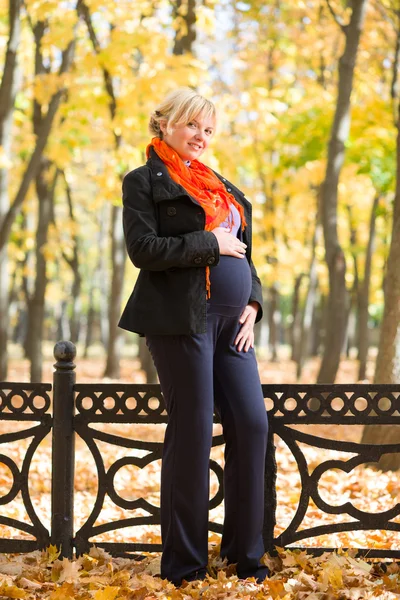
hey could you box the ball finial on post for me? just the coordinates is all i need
[53,341,76,370]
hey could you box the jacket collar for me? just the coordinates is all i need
[147,147,194,203]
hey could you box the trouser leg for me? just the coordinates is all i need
[213,317,269,579]
[145,332,214,584]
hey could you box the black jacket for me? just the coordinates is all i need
[118,148,263,336]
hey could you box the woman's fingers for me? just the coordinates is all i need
[235,322,252,351]
[239,307,250,323]
[235,327,253,352]
[235,305,257,351]
[211,227,247,257]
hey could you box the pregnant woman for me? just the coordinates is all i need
[119,88,269,586]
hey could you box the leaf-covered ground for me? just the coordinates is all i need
[0,545,400,599]
[2,352,400,598]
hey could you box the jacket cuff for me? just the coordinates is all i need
[249,297,263,323]
[189,230,220,267]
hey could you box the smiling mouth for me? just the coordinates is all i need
[188,143,202,150]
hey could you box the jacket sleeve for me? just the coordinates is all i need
[249,258,263,323]
[122,169,220,271]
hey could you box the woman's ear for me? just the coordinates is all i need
[159,119,168,135]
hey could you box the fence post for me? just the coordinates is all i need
[51,341,76,558]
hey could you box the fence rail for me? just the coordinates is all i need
[1,340,400,559]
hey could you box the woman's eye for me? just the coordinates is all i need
[205,130,213,135]
[188,122,196,128]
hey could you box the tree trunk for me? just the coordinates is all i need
[84,284,95,357]
[268,285,280,362]
[61,172,82,344]
[297,222,320,380]
[139,337,158,383]
[290,274,304,363]
[95,206,109,348]
[357,194,379,380]
[254,316,262,347]
[27,163,56,382]
[99,270,109,348]
[13,305,28,345]
[19,210,35,358]
[345,309,356,357]
[345,203,360,359]
[56,299,71,342]
[172,0,196,55]
[103,204,126,378]
[317,0,368,383]
[69,269,82,344]
[0,247,9,379]
[310,294,323,357]
[0,0,21,379]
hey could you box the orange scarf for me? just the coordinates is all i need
[146,137,247,298]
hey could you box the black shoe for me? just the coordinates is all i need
[237,565,270,583]
[179,570,207,586]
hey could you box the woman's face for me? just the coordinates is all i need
[161,113,215,161]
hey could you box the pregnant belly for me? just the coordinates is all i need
[207,256,252,314]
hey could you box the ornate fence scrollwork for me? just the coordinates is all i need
[73,384,225,557]
[2,346,400,559]
[263,384,400,559]
[0,383,52,552]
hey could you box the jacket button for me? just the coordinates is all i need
[157,172,163,176]
[207,256,215,265]
[194,256,202,264]
[227,187,232,192]
[167,207,177,216]
[222,178,226,181]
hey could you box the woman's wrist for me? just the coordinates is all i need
[248,301,260,313]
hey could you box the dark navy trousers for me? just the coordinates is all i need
[146,304,269,584]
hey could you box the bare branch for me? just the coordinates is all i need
[78,1,118,128]
[21,0,35,33]
[372,0,397,28]
[325,0,347,32]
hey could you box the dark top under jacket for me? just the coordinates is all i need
[118,147,263,336]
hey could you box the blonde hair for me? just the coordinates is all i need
[149,88,216,138]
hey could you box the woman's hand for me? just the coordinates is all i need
[234,302,259,352]
[211,227,247,258]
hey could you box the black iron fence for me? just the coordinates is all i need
[1,340,400,559]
